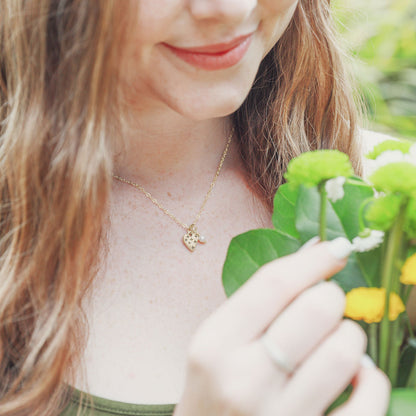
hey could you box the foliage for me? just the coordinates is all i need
[332,0,416,139]
[222,146,416,413]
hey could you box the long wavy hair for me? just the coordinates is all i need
[0,0,361,414]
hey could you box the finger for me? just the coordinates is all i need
[281,320,367,415]
[329,364,391,416]
[258,281,345,374]
[192,238,352,353]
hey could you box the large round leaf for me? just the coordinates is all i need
[388,388,416,415]
[295,185,370,290]
[222,229,301,297]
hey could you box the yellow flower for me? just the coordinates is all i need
[400,253,416,285]
[344,287,405,324]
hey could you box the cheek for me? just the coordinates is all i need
[261,0,299,50]
[262,0,299,13]
[128,0,182,44]
[120,1,180,75]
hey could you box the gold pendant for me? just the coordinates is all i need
[183,225,206,252]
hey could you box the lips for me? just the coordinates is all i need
[162,34,253,71]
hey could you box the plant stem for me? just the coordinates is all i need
[406,313,415,339]
[369,323,378,363]
[378,233,396,372]
[406,356,416,389]
[389,318,404,386]
[319,183,327,241]
[379,205,407,376]
[404,285,413,305]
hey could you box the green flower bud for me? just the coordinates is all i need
[369,162,416,198]
[365,194,403,231]
[404,198,416,239]
[366,139,413,160]
[284,150,354,188]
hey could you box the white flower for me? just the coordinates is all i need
[352,230,385,252]
[325,176,346,202]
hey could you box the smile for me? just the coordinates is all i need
[161,34,253,71]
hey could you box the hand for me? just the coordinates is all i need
[174,239,390,416]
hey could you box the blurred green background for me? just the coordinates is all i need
[333,0,416,139]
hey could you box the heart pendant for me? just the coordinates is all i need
[183,225,206,252]
[183,229,199,252]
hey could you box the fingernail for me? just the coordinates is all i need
[327,237,353,260]
[360,354,376,369]
[299,236,320,251]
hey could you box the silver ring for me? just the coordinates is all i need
[260,334,295,374]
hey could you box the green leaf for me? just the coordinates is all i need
[272,183,300,239]
[295,186,345,242]
[294,186,369,291]
[333,255,371,292]
[331,177,382,287]
[387,388,416,416]
[222,229,301,297]
[331,177,375,239]
[354,248,383,288]
[408,245,416,258]
[329,388,416,416]
[397,338,416,387]
[325,385,353,414]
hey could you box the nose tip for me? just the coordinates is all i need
[189,0,257,23]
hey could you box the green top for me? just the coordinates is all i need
[60,389,176,416]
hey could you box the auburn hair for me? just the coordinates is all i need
[0,0,361,414]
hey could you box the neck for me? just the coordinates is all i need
[113,108,239,193]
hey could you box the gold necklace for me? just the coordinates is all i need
[113,128,234,252]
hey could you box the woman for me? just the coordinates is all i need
[0,1,390,415]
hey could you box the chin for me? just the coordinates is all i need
[165,84,253,121]
[173,100,243,121]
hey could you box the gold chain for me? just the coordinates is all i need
[113,127,234,251]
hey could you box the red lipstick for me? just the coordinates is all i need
[162,34,253,71]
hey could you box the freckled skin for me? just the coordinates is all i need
[119,0,299,120]
[77,0,300,405]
